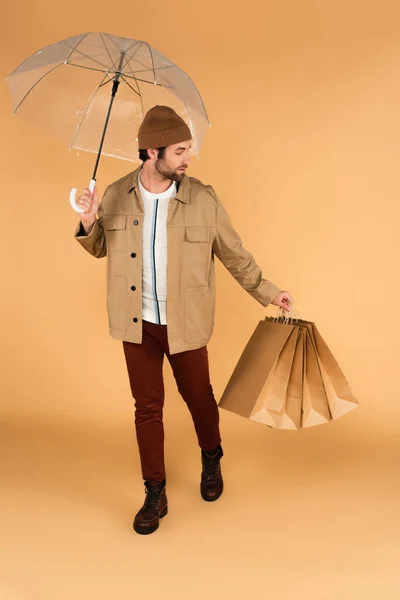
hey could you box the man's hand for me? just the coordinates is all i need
[272,291,294,311]
[76,186,99,232]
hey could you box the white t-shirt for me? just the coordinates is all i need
[138,169,177,325]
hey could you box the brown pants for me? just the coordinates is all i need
[122,320,222,481]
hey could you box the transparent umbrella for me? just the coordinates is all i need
[5,32,210,212]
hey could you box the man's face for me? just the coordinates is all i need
[154,140,192,183]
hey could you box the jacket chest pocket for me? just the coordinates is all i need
[102,215,127,252]
[183,226,212,263]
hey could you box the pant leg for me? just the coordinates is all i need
[165,345,222,453]
[122,321,166,482]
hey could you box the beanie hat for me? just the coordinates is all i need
[138,105,192,149]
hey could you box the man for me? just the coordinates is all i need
[74,105,294,535]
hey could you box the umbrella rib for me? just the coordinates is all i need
[120,48,174,86]
[102,32,124,53]
[122,46,173,83]
[99,33,119,71]
[126,64,174,75]
[143,41,156,84]
[66,63,111,75]
[66,54,161,77]
[129,41,145,61]
[65,61,173,88]
[66,48,111,71]
[66,51,117,64]
[6,32,90,79]
[65,32,91,62]
[121,51,138,79]
[121,41,146,74]
[122,64,168,77]
[13,62,64,113]
[121,75,144,119]
[69,70,114,151]
[122,41,156,82]
[149,68,172,89]
[99,78,114,88]
[122,40,142,62]
[11,33,96,114]
[134,79,145,120]
[102,33,143,65]
[125,74,172,88]
[120,75,140,97]
[120,42,156,83]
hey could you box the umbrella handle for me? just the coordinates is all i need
[70,179,96,213]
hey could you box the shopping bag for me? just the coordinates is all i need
[218,318,296,425]
[219,307,359,429]
[308,322,359,418]
[250,327,300,428]
[301,328,332,427]
[270,311,359,423]
[261,324,331,428]
[280,327,304,429]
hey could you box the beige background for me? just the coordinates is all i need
[1,1,399,598]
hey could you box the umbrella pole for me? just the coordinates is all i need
[91,51,126,182]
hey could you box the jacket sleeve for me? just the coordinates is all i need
[73,187,108,258]
[210,187,282,307]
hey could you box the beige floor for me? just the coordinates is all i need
[1,401,399,600]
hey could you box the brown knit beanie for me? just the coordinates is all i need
[138,105,192,149]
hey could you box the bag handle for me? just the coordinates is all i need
[273,304,302,324]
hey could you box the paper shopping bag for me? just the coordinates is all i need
[250,327,300,428]
[308,323,359,418]
[269,327,304,430]
[218,318,295,425]
[301,329,332,427]
[262,317,336,428]
[271,313,359,423]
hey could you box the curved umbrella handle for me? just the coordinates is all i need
[70,179,96,213]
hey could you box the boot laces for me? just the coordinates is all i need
[144,484,163,510]
[203,454,221,480]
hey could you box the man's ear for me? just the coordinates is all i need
[147,148,157,160]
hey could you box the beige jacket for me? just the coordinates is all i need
[74,165,282,354]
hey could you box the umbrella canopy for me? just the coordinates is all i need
[6,32,210,162]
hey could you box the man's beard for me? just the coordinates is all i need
[155,159,185,183]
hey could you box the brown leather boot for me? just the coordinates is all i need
[200,444,224,502]
[133,479,168,535]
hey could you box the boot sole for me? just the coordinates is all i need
[201,486,223,502]
[133,506,168,535]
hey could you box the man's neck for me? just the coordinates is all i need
[140,165,175,194]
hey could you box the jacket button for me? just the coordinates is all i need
[133,317,138,323]
[131,252,136,258]
[131,285,136,291]
[133,220,139,226]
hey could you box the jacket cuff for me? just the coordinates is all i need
[261,282,282,307]
[74,219,99,239]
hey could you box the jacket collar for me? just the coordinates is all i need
[126,165,190,204]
